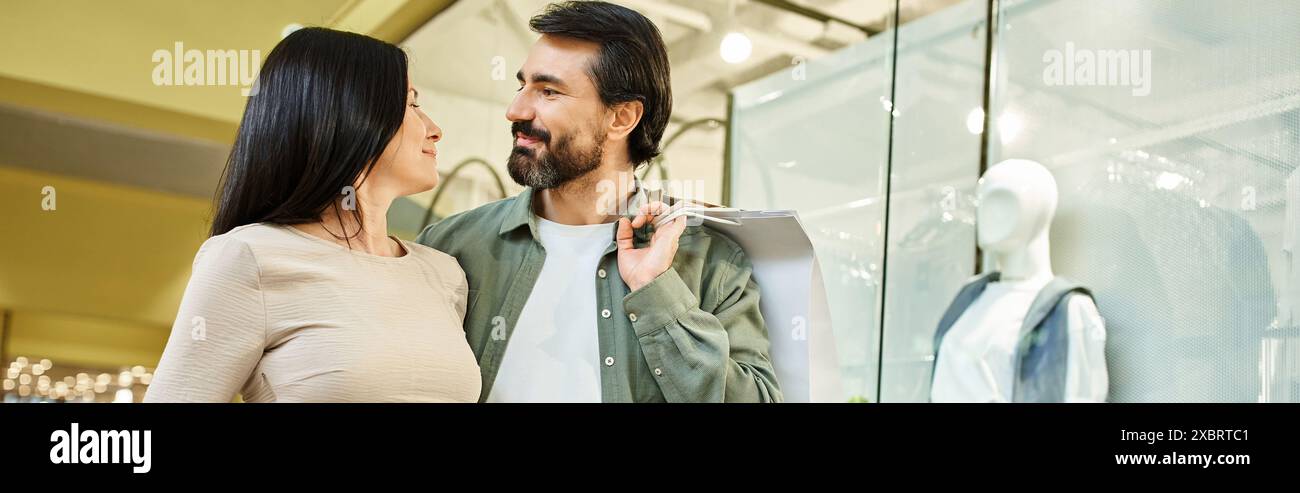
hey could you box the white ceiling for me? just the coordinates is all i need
[396,0,959,206]
[0,0,961,199]
[402,0,934,123]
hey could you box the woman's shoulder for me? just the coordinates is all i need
[193,221,273,256]
[210,222,351,255]
[400,240,468,292]
[216,222,298,244]
[183,225,271,287]
[195,222,319,266]
[401,240,463,273]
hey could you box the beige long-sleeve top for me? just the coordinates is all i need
[144,223,481,403]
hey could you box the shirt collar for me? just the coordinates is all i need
[498,180,664,243]
[498,186,536,237]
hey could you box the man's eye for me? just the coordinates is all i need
[542,88,557,97]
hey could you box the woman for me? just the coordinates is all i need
[145,27,480,402]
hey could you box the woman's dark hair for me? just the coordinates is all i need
[210,27,408,237]
[529,1,672,167]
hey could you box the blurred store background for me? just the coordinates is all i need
[2,0,1297,402]
[1,0,950,402]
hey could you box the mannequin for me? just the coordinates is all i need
[930,159,1108,403]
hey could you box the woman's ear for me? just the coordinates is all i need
[608,100,644,140]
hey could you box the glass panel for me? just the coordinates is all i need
[729,11,896,402]
[990,0,1300,401]
[878,0,986,403]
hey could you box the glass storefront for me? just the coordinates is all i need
[730,0,1300,402]
[729,13,895,401]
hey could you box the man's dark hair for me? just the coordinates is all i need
[530,1,672,167]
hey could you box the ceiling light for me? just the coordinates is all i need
[720,31,753,64]
[966,107,984,134]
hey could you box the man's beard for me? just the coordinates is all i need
[507,120,604,190]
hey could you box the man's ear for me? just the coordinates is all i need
[608,100,644,141]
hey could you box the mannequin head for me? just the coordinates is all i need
[977,159,1058,279]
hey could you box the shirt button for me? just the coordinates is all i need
[654,368,663,376]
[601,309,611,318]
[628,313,638,322]
[604,356,615,367]
[597,268,607,279]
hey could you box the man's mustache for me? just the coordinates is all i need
[511,121,551,145]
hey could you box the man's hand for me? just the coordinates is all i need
[616,201,687,292]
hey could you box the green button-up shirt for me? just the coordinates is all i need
[415,186,781,402]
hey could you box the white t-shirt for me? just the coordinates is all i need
[930,278,1108,403]
[486,217,614,403]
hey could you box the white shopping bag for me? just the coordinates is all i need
[695,209,843,403]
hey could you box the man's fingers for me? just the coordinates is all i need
[631,201,674,229]
[672,215,688,237]
[648,201,670,215]
[654,215,688,243]
[640,201,670,219]
[672,215,688,233]
[616,218,636,250]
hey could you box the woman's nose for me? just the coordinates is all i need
[424,116,442,143]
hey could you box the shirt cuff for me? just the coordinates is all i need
[623,268,697,338]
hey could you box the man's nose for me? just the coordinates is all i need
[505,92,534,122]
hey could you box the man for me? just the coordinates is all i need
[417,1,780,402]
